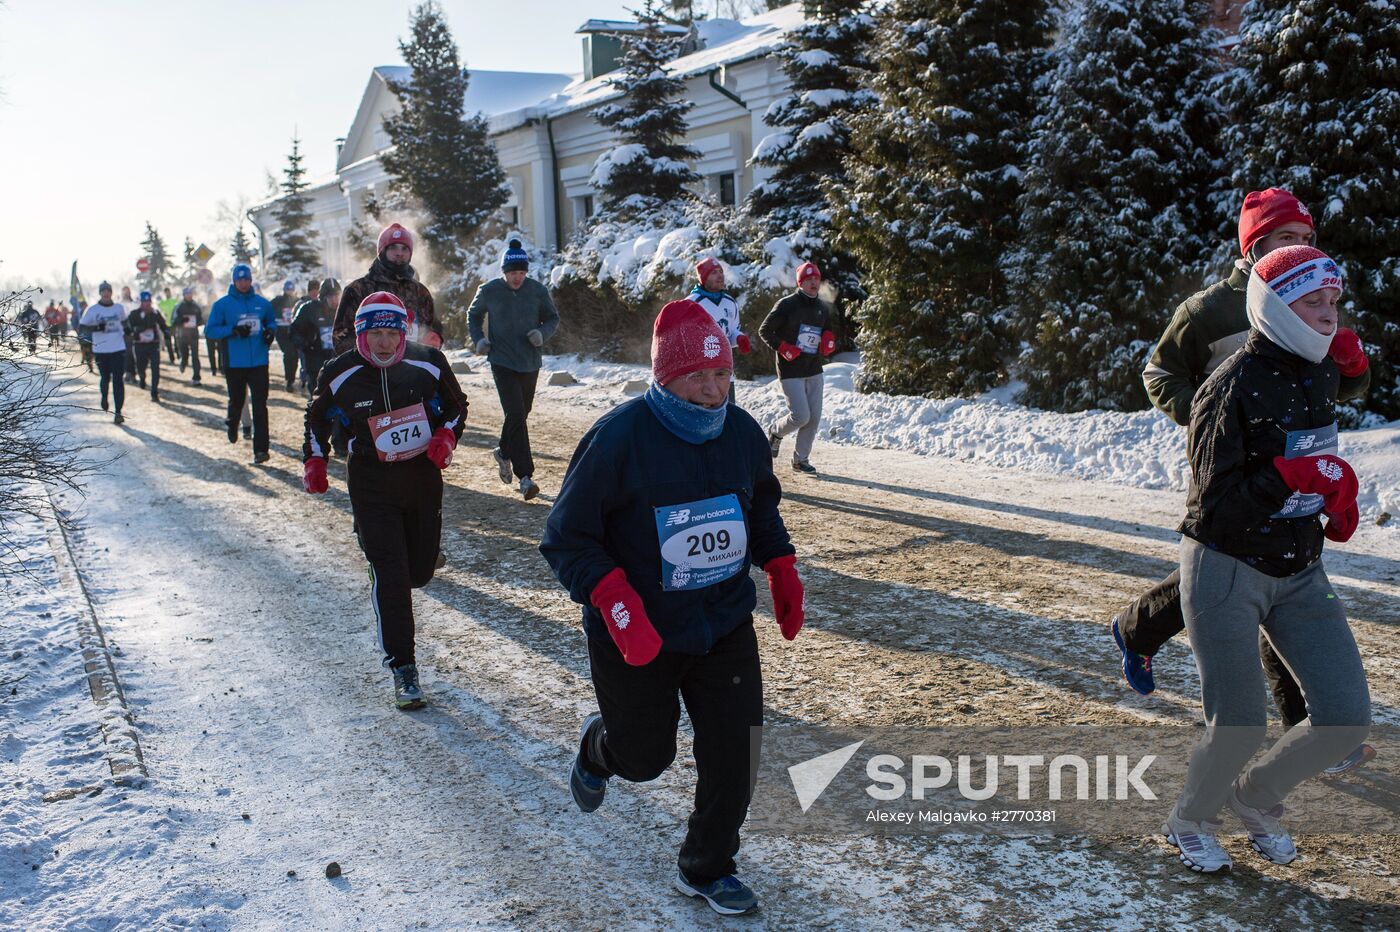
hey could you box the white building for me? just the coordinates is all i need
[248,4,804,280]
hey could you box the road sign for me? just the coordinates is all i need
[136,258,150,273]
[197,267,213,285]
[193,243,216,265]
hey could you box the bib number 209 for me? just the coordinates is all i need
[687,529,732,557]
[654,494,747,592]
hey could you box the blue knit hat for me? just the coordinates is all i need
[501,238,529,273]
[232,264,253,282]
[139,291,152,302]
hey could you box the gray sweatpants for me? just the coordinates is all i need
[1175,537,1370,823]
[773,374,824,464]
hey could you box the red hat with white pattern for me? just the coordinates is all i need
[651,299,733,386]
[695,257,722,282]
[1238,188,1313,258]
[796,261,821,285]
[377,223,414,260]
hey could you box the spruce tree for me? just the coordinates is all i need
[140,222,173,290]
[1222,0,1400,423]
[1008,0,1225,412]
[831,0,1052,397]
[589,0,701,218]
[381,1,509,269]
[231,228,256,264]
[269,136,321,275]
[749,0,875,303]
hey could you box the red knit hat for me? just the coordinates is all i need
[695,257,722,282]
[1254,245,1342,304]
[651,300,733,386]
[1238,188,1313,258]
[796,261,821,285]
[377,223,414,259]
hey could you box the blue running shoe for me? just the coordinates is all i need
[570,713,607,813]
[1322,743,1376,777]
[1112,617,1155,695]
[675,872,758,915]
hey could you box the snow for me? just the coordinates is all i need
[372,65,574,120]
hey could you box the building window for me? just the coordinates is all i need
[718,173,736,207]
[572,195,594,226]
[502,206,519,227]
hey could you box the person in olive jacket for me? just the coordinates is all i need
[333,223,442,354]
[758,261,836,474]
[467,239,560,501]
[1161,244,1370,875]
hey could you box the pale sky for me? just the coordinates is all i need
[0,0,635,294]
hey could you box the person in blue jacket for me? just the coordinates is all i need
[540,299,807,917]
[205,264,278,463]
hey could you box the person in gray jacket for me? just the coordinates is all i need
[467,239,560,500]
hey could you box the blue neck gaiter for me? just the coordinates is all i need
[645,382,727,444]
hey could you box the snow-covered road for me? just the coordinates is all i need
[4,349,1399,930]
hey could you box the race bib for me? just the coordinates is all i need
[183,315,198,328]
[797,323,821,354]
[653,494,748,592]
[319,325,334,350]
[368,403,431,462]
[1271,423,1338,519]
[237,316,261,335]
[138,329,156,343]
[281,308,294,325]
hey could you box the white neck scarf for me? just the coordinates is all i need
[1245,270,1334,363]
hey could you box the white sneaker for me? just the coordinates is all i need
[1228,784,1297,865]
[519,476,540,501]
[1162,808,1232,873]
[492,447,512,484]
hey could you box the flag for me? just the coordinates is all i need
[69,261,86,312]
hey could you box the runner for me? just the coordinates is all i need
[334,223,442,353]
[295,278,322,392]
[206,309,225,378]
[172,286,204,384]
[205,264,278,463]
[302,291,467,710]
[120,286,138,384]
[44,300,68,347]
[17,301,42,355]
[540,299,805,917]
[128,291,170,401]
[74,298,94,373]
[78,282,128,423]
[158,288,179,364]
[466,238,560,500]
[271,278,302,392]
[689,257,751,404]
[1162,245,1371,874]
[1114,190,1373,776]
[759,261,836,474]
[291,277,339,397]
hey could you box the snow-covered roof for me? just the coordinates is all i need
[371,65,575,118]
[488,3,806,133]
[576,19,688,35]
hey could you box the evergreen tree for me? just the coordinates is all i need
[1007,0,1226,412]
[381,1,509,270]
[231,227,256,264]
[749,0,875,303]
[830,0,1053,397]
[139,222,173,290]
[589,0,701,218]
[181,237,198,283]
[269,136,321,275]
[1221,0,1400,423]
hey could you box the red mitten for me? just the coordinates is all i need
[765,554,805,640]
[422,330,444,350]
[778,341,802,362]
[1273,454,1358,514]
[819,330,836,357]
[425,427,456,470]
[303,456,328,494]
[1324,502,1360,543]
[736,333,751,355]
[589,568,662,666]
[1328,327,1368,378]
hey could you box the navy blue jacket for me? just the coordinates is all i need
[540,397,794,655]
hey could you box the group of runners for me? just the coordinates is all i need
[37,190,1378,911]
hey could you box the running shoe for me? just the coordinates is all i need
[768,432,781,460]
[570,713,607,813]
[493,448,512,484]
[520,476,540,501]
[253,451,270,464]
[1162,809,1231,873]
[113,413,125,425]
[1322,743,1376,777]
[1112,617,1155,695]
[1227,785,1297,865]
[792,459,817,474]
[227,420,239,443]
[674,872,758,915]
[392,664,426,711]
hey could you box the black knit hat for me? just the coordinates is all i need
[501,238,529,273]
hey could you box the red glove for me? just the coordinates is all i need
[1324,502,1359,543]
[736,333,751,355]
[1273,454,1358,514]
[589,568,662,666]
[765,554,805,640]
[422,330,443,350]
[1328,327,1368,378]
[819,330,836,357]
[778,341,802,362]
[303,457,328,494]
[425,427,456,470]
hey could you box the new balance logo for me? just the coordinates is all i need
[376,415,392,428]
[1294,434,1317,450]
[664,508,691,527]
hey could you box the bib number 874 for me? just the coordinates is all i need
[390,424,423,446]
[687,529,732,557]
